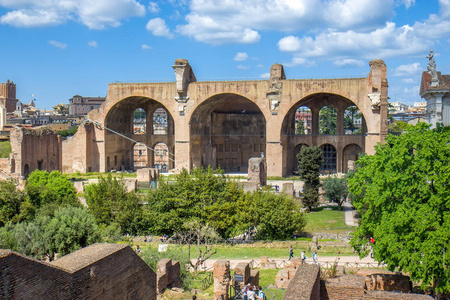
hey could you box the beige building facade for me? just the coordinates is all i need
[58,58,388,177]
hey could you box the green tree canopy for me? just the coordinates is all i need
[322,176,348,211]
[297,146,324,211]
[0,179,33,226]
[85,174,141,233]
[25,170,79,208]
[12,206,100,261]
[349,123,450,294]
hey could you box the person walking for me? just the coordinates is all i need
[289,246,294,260]
[312,251,318,264]
[301,250,306,263]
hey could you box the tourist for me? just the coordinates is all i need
[289,246,294,260]
[148,235,152,242]
[256,286,266,300]
[301,250,306,263]
[135,245,140,254]
[247,285,262,300]
[313,251,318,264]
[242,283,251,300]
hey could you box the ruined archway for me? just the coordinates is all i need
[104,97,174,171]
[133,143,148,169]
[190,93,266,173]
[281,93,367,175]
[343,144,363,173]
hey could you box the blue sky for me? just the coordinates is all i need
[0,0,449,109]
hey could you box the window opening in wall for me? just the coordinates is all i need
[319,106,337,135]
[344,105,362,134]
[133,143,148,169]
[153,108,167,135]
[37,159,43,170]
[154,143,169,172]
[133,108,146,134]
[320,144,337,174]
[295,106,312,135]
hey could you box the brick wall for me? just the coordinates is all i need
[0,243,156,300]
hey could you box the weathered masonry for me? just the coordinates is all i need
[59,59,388,177]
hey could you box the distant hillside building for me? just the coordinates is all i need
[420,50,450,127]
[69,95,105,116]
[0,79,18,113]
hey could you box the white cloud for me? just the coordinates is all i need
[148,2,160,13]
[0,9,64,27]
[440,0,450,18]
[146,18,174,38]
[278,36,301,52]
[399,0,415,9]
[236,65,249,70]
[278,22,431,59]
[393,63,421,77]
[333,59,365,67]
[176,0,394,45]
[87,40,97,47]
[259,72,270,79]
[48,40,67,49]
[284,57,316,67]
[233,52,248,61]
[142,44,152,50]
[0,0,145,29]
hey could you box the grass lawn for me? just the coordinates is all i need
[303,205,356,234]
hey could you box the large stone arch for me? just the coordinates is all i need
[342,143,363,173]
[189,93,266,173]
[103,96,175,171]
[281,93,367,175]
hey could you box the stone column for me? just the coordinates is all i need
[214,260,231,300]
[311,108,320,135]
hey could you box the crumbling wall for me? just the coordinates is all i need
[0,243,156,299]
[214,260,231,300]
[156,258,181,294]
[10,126,62,177]
[284,263,320,300]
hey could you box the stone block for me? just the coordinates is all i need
[276,269,290,288]
[282,183,294,195]
[157,258,172,294]
[249,269,259,286]
[137,168,159,182]
[289,258,302,269]
[214,260,231,300]
[365,273,411,293]
[171,260,181,288]
[124,179,137,192]
[73,181,84,193]
[248,157,267,187]
[260,256,268,264]
[235,262,250,285]
[243,182,258,193]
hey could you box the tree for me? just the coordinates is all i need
[13,206,100,261]
[319,106,337,134]
[245,192,306,240]
[177,219,218,272]
[344,106,362,134]
[0,179,33,226]
[25,170,79,208]
[297,146,324,211]
[349,123,450,296]
[85,174,141,233]
[295,120,305,135]
[322,176,348,210]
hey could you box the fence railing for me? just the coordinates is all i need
[189,271,214,291]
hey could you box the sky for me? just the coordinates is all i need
[0,0,449,109]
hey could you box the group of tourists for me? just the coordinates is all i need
[242,283,265,300]
[289,246,319,264]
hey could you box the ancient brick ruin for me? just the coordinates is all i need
[5,59,388,178]
[156,258,181,294]
[0,243,156,299]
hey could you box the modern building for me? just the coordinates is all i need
[69,95,106,116]
[420,50,450,127]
